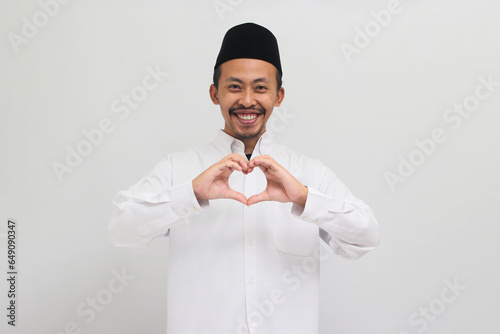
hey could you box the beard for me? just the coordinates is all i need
[230,123,265,141]
[228,105,267,141]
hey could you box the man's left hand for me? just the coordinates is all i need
[247,155,308,207]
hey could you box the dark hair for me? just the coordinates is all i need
[212,65,283,91]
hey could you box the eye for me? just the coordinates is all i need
[255,85,268,92]
[228,84,241,90]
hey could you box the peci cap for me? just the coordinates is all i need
[214,22,282,74]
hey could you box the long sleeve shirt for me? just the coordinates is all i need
[108,130,380,334]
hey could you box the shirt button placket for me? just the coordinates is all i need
[243,170,258,332]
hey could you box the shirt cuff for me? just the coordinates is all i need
[292,187,353,225]
[169,180,208,217]
[134,181,207,238]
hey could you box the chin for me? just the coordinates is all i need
[235,129,262,141]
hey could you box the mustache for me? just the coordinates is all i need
[229,105,266,114]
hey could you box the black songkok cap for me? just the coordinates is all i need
[214,22,282,74]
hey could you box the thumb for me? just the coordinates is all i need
[224,188,248,205]
[247,191,270,206]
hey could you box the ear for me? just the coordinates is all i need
[209,84,220,105]
[274,87,285,107]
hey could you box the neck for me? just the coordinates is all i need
[242,130,267,154]
[243,139,257,155]
[222,129,265,155]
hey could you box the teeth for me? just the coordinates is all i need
[237,114,257,120]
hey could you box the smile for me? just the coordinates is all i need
[236,114,257,120]
[232,111,262,125]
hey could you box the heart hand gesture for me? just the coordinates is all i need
[192,153,253,205]
[247,155,308,207]
[192,154,308,207]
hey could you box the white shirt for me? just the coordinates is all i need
[108,130,380,334]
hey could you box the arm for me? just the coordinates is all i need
[292,168,380,260]
[248,155,380,260]
[108,157,203,252]
[108,153,251,251]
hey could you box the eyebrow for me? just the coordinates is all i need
[225,76,272,85]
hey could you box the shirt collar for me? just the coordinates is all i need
[212,130,275,157]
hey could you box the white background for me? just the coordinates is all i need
[1,0,499,333]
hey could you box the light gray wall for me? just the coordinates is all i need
[1,0,499,333]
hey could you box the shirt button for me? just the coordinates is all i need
[247,240,254,246]
[248,279,254,285]
[180,209,187,216]
[249,317,255,324]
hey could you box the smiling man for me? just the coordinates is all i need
[109,23,380,334]
[212,57,282,145]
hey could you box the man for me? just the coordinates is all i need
[109,23,380,334]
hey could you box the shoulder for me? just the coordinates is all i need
[165,142,224,175]
[271,142,331,181]
[271,142,325,167]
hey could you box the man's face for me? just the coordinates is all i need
[210,58,284,142]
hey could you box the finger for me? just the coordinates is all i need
[228,152,248,161]
[247,191,270,206]
[242,165,254,175]
[237,160,251,173]
[220,160,243,173]
[224,188,248,205]
[249,155,276,169]
[227,154,251,173]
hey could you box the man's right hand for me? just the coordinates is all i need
[192,153,252,205]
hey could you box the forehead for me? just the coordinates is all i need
[219,58,277,83]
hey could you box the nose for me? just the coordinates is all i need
[240,88,256,107]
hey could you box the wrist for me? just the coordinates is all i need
[294,186,308,207]
[192,178,202,200]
